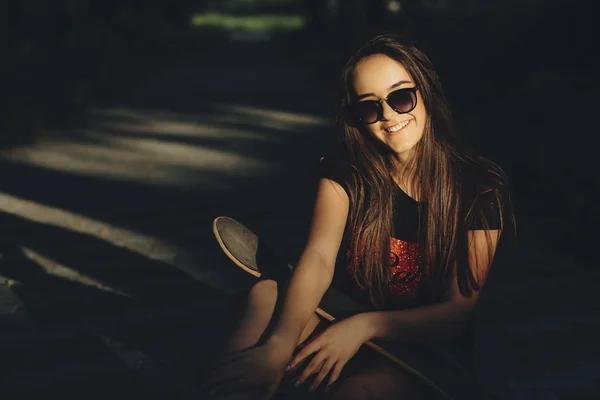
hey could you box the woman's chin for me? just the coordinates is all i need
[390,145,417,162]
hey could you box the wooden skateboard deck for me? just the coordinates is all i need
[213,216,495,399]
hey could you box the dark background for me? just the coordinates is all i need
[3,0,598,259]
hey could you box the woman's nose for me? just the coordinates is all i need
[381,101,396,121]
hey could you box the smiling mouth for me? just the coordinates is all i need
[384,120,411,133]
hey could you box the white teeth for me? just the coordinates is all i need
[385,120,410,133]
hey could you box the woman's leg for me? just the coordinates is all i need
[332,358,426,400]
[225,279,321,353]
[213,279,321,400]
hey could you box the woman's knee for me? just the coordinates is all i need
[247,279,278,304]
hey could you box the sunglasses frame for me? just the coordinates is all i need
[344,86,419,126]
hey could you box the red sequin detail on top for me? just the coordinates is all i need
[388,237,425,297]
[347,237,425,299]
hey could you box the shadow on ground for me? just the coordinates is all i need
[0,37,340,398]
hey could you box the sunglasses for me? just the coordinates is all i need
[344,87,419,125]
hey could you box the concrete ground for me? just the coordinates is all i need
[1,34,599,400]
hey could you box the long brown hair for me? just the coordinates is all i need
[337,33,516,309]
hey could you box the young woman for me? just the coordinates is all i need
[206,33,515,400]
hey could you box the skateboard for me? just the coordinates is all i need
[213,216,494,399]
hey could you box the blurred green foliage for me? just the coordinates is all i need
[191,12,304,31]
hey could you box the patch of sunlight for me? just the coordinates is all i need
[191,12,305,31]
[91,109,272,140]
[100,119,268,140]
[91,107,150,120]
[86,131,269,169]
[216,104,330,126]
[2,131,270,187]
[91,106,330,136]
[2,104,328,188]
[0,192,180,296]
[20,247,131,298]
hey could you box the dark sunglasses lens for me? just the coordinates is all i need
[389,89,416,112]
[354,101,379,123]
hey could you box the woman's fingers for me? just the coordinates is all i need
[296,352,326,385]
[308,358,336,392]
[327,359,346,388]
[289,341,321,371]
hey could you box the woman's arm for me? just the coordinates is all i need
[359,229,501,342]
[267,178,349,352]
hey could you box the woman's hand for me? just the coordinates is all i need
[206,339,294,399]
[286,315,372,393]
